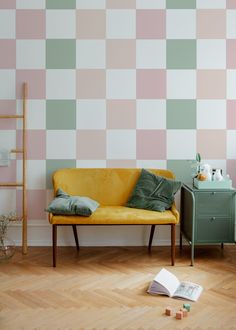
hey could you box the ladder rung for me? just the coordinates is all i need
[0,182,24,187]
[0,115,24,119]
[11,149,24,154]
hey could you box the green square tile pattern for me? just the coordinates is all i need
[46,0,76,9]
[167,100,196,129]
[46,100,76,129]
[167,160,193,183]
[46,39,76,69]
[167,40,196,69]
[166,0,196,9]
[46,159,76,188]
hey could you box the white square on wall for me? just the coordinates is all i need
[197,100,226,129]
[27,100,46,129]
[136,160,167,169]
[227,10,236,39]
[0,70,15,99]
[196,0,226,8]
[76,160,106,167]
[76,0,105,9]
[197,40,226,69]
[46,70,76,99]
[107,130,136,159]
[16,40,45,69]
[0,10,15,39]
[76,40,105,69]
[0,130,16,151]
[16,100,46,129]
[167,70,196,99]
[16,0,45,9]
[137,100,166,129]
[227,131,236,159]
[46,10,75,38]
[136,0,165,9]
[166,10,196,39]
[46,130,76,159]
[27,160,46,189]
[167,130,196,159]
[0,190,16,214]
[77,100,106,129]
[136,40,166,69]
[106,10,135,39]
[227,70,236,100]
[106,70,136,99]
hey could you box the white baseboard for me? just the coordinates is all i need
[7,220,236,247]
[8,220,180,247]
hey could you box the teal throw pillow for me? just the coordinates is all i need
[46,188,99,216]
[126,169,181,212]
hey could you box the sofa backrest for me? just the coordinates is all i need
[52,168,175,206]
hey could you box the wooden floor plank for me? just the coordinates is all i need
[0,245,236,330]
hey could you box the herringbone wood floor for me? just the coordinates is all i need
[0,245,236,330]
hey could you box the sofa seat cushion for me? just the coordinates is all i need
[49,206,178,225]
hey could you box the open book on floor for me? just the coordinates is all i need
[147,268,203,302]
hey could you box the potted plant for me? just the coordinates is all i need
[0,212,19,262]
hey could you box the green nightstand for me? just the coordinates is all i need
[180,183,236,266]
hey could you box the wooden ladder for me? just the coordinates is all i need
[0,82,28,254]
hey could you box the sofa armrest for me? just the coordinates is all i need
[171,202,179,223]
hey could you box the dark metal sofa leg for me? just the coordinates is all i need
[53,224,57,267]
[72,225,79,251]
[148,225,156,251]
[171,224,176,266]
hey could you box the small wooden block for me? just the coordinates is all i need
[183,303,191,312]
[180,308,188,317]
[165,307,172,316]
[176,311,183,320]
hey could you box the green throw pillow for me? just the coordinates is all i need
[46,188,99,216]
[126,169,181,212]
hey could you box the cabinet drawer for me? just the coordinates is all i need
[195,192,233,217]
[196,217,234,242]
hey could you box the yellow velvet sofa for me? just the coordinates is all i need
[48,168,180,267]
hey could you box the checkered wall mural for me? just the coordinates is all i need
[0,0,236,221]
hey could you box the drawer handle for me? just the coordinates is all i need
[211,217,216,221]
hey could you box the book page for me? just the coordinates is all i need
[147,280,170,296]
[152,268,180,297]
[173,281,203,301]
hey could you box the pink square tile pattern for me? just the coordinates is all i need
[0,0,15,8]
[107,159,137,167]
[197,70,226,99]
[16,70,46,99]
[197,10,226,38]
[227,101,236,129]
[17,190,47,220]
[137,69,166,99]
[136,130,166,160]
[197,129,226,159]
[16,10,45,39]
[227,40,236,69]
[0,160,16,183]
[137,10,166,39]
[77,10,106,39]
[0,40,16,68]
[77,69,106,99]
[107,0,135,8]
[226,160,236,187]
[107,100,136,129]
[77,130,106,159]
[0,100,16,129]
[27,130,46,159]
[107,40,136,69]
[227,0,236,8]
